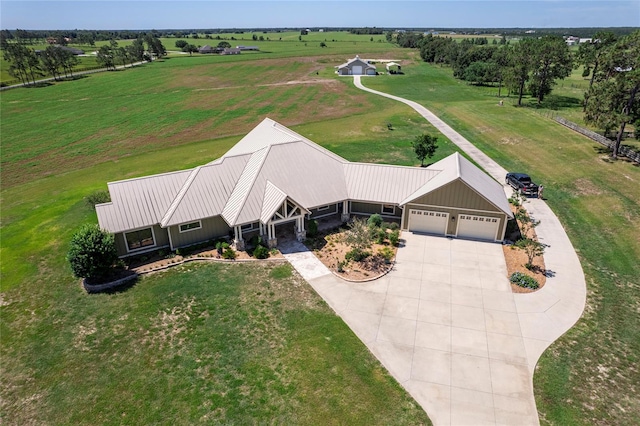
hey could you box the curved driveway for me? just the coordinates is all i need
[285,76,586,425]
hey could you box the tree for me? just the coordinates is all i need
[128,37,145,62]
[575,32,617,89]
[515,238,545,269]
[182,44,198,56]
[39,46,63,80]
[528,36,573,104]
[217,41,231,49]
[584,30,640,158]
[505,39,536,106]
[412,134,438,167]
[145,34,166,59]
[175,39,188,49]
[343,218,372,255]
[67,224,118,279]
[3,42,39,85]
[96,44,115,70]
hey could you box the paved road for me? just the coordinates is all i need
[279,77,587,425]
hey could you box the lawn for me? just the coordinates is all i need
[0,261,430,425]
[366,63,640,425]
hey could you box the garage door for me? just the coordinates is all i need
[408,209,448,235]
[352,65,363,75]
[457,214,500,241]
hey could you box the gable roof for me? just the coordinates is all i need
[337,55,376,70]
[400,152,512,217]
[97,118,511,234]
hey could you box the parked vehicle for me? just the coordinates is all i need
[505,172,539,196]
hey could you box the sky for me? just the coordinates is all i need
[1,0,639,30]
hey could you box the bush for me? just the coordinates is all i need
[389,230,400,246]
[253,244,269,259]
[85,190,111,206]
[67,224,118,279]
[368,214,383,228]
[216,241,230,254]
[384,221,400,231]
[378,247,394,263]
[222,247,237,260]
[345,248,370,262]
[374,228,387,244]
[307,219,318,237]
[248,234,262,248]
[509,272,539,289]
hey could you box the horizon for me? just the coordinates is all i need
[2,1,639,31]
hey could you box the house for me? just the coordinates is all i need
[221,48,241,55]
[386,62,402,74]
[96,119,513,257]
[198,45,221,54]
[336,55,376,76]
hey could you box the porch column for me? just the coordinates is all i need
[267,222,277,248]
[233,225,245,251]
[341,200,350,222]
[295,216,307,242]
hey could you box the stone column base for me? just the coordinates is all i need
[233,239,245,251]
[341,213,350,222]
[296,229,307,242]
[267,238,278,248]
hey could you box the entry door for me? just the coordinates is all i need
[408,209,448,235]
[456,214,499,241]
[352,65,363,75]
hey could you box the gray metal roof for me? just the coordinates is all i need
[337,55,376,70]
[96,169,193,233]
[344,163,440,204]
[98,119,512,234]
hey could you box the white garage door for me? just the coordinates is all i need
[409,209,448,235]
[457,214,500,241]
[352,65,363,75]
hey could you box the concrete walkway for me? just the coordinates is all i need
[277,77,586,425]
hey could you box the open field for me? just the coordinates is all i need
[2,40,640,424]
[366,63,640,425]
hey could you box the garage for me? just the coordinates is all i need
[408,209,448,235]
[457,214,500,241]
[351,65,363,75]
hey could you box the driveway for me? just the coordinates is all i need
[291,235,538,425]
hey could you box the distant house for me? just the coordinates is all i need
[236,45,259,51]
[96,118,513,257]
[198,45,221,54]
[386,62,402,74]
[336,55,376,76]
[221,48,241,55]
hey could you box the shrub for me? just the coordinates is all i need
[378,247,394,263]
[253,244,269,259]
[384,221,400,231]
[345,248,370,262]
[337,260,346,273]
[216,241,230,254]
[389,230,400,246]
[222,247,237,260]
[374,228,387,244]
[307,219,318,237]
[67,224,118,279]
[510,272,539,289]
[368,214,383,228]
[85,190,111,206]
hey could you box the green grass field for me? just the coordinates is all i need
[2,39,640,425]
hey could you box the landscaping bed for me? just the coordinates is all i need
[305,217,400,281]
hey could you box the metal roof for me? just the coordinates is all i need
[98,119,512,234]
[96,169,193,233]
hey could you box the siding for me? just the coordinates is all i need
[402,204,506,239]
[170,216,230,249]
[411,180,499,213]
[115,225,170,257]
[351,201,401,217]
[309,203,338,218]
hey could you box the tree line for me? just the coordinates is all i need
[1,35,166,86]
[392,30,640,158]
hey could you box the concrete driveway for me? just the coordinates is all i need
[299,234,538,425]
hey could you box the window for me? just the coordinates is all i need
[179,221,202,233]
[125,228,155,251]
[241,222,256,232]
[382,204,395,215]
[317,205,330,212]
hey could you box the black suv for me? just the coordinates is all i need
[505,173,539,196]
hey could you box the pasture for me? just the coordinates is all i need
[2,38,639,425]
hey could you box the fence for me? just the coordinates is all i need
[554,116,640,164]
